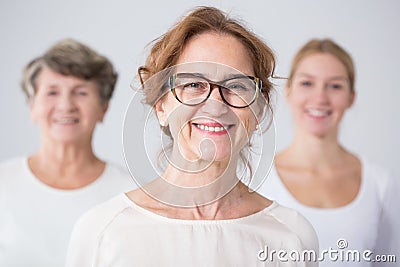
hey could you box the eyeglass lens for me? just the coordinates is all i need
[170,73,259,108]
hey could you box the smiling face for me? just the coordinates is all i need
[287,53,355,138]
[30,67,107,145]
[155,32,261,163]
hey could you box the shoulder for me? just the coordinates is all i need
[360,156,395,200]
[266,202,315,233]
[0,157,26,173]
[101,161,136,189]
[72,193,131,233]
[361,156,391,178]
[66,193,132,266]
[255,164,286,200]
[264,202,319,251]
[0,157,28,184]
[362,158,400,256]
[104,162,131,178]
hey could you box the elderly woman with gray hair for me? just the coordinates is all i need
[0,39,133,267]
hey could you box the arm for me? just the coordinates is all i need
[373,171,400,266]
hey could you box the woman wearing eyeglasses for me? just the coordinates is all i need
[258,39,400,266]
[66,6,318,267]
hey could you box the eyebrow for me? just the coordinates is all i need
[43,83,90,91]
[175,72,251,80]
[296,73,348,81]
[72,84,90,90]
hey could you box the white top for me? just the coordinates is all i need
[257,157,400,267]
[66,193,319,267]
[0,157,135,267]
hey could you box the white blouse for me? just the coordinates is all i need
[66,193,318,267]
[257,156,400,267]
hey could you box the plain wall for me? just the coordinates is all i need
[1,0,399,176]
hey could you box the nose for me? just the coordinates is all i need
[313,84,329,104]
[57,93,77,112]
[201,85,229,116]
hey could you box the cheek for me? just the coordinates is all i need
[168,115,184,139]
[83,99,106,121]
[287,93,309,118]
[331,93,353,110]
[287,91,306,107]
[30,100,49,122]
[166,105,196,138]
[156,95,176,123]
[236,110,257,135]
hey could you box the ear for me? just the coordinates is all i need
[255,103,267,123]
[284,83,291,98]
[98,101,109,123]
[28,97,34,110]
[28,97,37,123]
[251,99,269,133]
[155,99,168,127]
[348,91,356,108]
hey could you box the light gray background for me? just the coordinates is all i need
[1,0,399,176]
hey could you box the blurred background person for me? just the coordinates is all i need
[259,38,399,266]
[0,39,134,267]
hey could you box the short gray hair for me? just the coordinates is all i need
[21,38,117,105]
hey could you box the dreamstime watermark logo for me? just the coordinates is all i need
[257,238,397,263]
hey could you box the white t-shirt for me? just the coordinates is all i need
[257,157,400,267]
[0,157,135,267]
[66,193,319,267]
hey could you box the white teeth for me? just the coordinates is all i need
[308,109,329,117]
[194,124,229,132]
[55,118,78,124]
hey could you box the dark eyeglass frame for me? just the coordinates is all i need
[168,73,262,108]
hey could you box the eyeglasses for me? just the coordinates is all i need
[168,73,262,108]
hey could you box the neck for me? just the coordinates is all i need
[150,181,249,220]
[31,139,100,176]
[143,153,241,208]
[283,130,347,169]
[163,150,239,187]
[189,182,248,220]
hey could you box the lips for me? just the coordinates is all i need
[306,108,331,118]
[53,117,79,125]
[192,122,233,134]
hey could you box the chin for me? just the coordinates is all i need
[210,153,233,163]
[308,128,335,138]
[48,134,87,144]
[301,120,336,137]
[200,144,232,162]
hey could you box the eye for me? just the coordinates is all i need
[186,82,201,88]
[47,90,58,96]
[300,80,312,87]
[226,83,248,91]
[182,82,208,92]
[224,78,254,93]
[328,83,343,90]
[76,90,88,96]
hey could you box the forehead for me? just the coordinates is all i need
[176,32,254,79]
[36,67,95,88]
[295,53,348,78]
[174,62,248,81]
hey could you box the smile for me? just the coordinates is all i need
[306,108,331,117]
[54,118,79,124]
[192,123,232,133]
